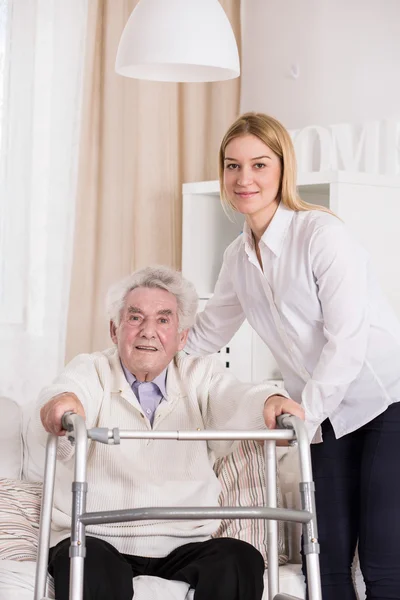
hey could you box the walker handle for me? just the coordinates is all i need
[61,410,75,431]
[276,414,295,430]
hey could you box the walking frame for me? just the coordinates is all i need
[34,413,322,600]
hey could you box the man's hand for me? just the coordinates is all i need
[263,394,305,445]
[40,393,86,436]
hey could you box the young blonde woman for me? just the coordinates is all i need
[185,112,400,600]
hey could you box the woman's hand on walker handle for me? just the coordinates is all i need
[263,394,305,446]
[40,392,86,436]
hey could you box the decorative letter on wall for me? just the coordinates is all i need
[291,126,333,172]
[289,118,400,176]
[381,118,400,176]
[331,121,380,173]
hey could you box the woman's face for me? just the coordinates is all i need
[223,134,282,220]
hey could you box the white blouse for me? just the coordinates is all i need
[186,202,400,442]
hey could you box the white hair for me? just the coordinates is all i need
[106,265,199,331]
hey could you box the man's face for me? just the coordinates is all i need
[110,287,188,382]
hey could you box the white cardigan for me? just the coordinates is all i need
[29,348,288,558]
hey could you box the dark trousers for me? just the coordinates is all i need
[49,535,264,600]
[302,402,400,600]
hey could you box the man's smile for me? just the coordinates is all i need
[135,345,158,352]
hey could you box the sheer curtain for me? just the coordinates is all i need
[65,0,241,359]
[0,0,88,406]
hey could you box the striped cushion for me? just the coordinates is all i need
[0,478,42,561]
[213,440,288,566]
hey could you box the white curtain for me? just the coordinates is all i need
[0,0,88,406]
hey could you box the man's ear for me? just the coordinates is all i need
[110,320,118,344]
[178,328,189,351]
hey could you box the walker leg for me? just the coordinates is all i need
[265,440,279,599]
[300,481,322,600]
[34,435,58,600]
[68,418,88,600]
[69,482,87,600]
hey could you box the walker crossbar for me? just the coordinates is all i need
[86,427,297,444]
[79,506,312,526]
[274,595,304,600]
[34,414,322,600]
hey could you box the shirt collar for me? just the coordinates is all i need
[242,201,294,258]
[120,361,168,398]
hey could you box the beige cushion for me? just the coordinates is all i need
[0,398,23,479]
[213,440,288,566]
[0,478,42,561]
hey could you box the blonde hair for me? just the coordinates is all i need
[219,112,334,216]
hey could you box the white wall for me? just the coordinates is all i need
[240,0,400,129]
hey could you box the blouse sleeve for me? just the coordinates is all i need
[301,222,370,441]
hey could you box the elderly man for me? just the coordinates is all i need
[35,265,303,600]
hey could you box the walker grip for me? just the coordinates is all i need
[61,411,75,432]
[276,414,295,430]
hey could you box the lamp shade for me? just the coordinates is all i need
[115,0,240,82]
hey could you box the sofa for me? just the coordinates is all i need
[0,396,366,599]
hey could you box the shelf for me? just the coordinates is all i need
[183,171,400,197]
[297,170,400,188]
[183,180,220,195]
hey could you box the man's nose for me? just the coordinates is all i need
[139,319,156,337]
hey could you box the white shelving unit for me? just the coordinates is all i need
[182,170,400,383]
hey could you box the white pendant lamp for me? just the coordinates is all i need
[115,0,240,83]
